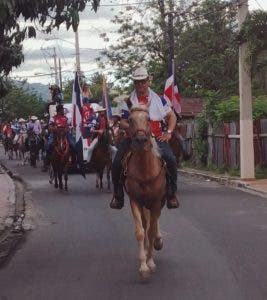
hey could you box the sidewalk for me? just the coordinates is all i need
[0,164,16,233]
[179,168,267,198]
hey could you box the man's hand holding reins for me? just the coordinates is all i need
[158,131,172,142]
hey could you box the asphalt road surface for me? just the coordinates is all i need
[0,154,267,300]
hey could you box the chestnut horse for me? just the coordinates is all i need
[51,127,70,190]
[124,106,166,279]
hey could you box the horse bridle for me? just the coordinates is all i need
[129,107,151,139]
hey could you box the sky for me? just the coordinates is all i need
[10,0,267,86]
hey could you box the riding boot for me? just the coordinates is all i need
[110,181,124,209]
[110,137,131,209]
[166,175,179,209]
[42,156,49,172]
[166,185,179,209]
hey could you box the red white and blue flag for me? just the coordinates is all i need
[164,74,181,114]
[72,72,85,177]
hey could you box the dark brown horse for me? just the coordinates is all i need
[123,105,166,279]
[51,127,70,190]
[87,129,112,191]
[169,124,191,166]
[3,133,15,160]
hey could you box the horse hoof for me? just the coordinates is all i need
[65,187,68,191]
[147,259,156,272]
[154,237,163,251]
[55,184,58,189]
[139,266,151,280]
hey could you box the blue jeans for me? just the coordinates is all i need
[156,140,177,193]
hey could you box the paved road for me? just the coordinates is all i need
[0,155,267,300]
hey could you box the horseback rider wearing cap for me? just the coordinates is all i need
[110,66,179,210]
[28,116,42,136]
[46,104,75,164]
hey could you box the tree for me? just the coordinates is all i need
[238,10,267,93]
[0,0,100,92]
[175,0,238,96]
[99,0,239,96]
[97,0,171,90]
[62,72,111,104]
[0,81,45,121]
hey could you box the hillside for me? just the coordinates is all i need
[14,81,49,101]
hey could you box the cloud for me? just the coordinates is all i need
[11,2,121,84]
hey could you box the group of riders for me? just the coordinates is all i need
[0,66,184,210]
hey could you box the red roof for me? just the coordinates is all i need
[180,97,204,117]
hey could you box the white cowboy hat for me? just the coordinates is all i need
[95,105,107,112]
[111,107,121,117]
[92,103,106,112]
[132,66,149,80]
[30,116,38,121]
[18,118,26,123]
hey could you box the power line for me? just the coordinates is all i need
[86,1,152,6]
[254,0,264,10]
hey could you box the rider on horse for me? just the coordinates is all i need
[28,116,42,136]
[14,118,27,143]
[3,122,13,138]
[110,107,126,147]
[110,66,179,210]
[83,104,117,164]
[47,104,75,163]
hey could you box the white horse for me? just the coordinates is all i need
[16,133,29,166]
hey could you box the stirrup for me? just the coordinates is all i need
[166,193,179,209]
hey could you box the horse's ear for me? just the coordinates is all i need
[125,97,132,110]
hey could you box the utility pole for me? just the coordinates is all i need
[238,0,255,179]
[167,0,175,77]
[53,47,59,86]
[58,58,62,90]
[75,30,81,74]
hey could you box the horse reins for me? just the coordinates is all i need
[54,137,69,161]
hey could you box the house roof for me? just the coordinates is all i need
[180,97,204,117]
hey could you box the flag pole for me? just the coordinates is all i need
[102,76,110,122]
[172,58,175,105]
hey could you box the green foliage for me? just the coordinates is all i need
[215,96,240,123]
[87,72,104,102]
[176,0,238,96]
[100,0,239,96]
[192,115,208,167]
[62,72,116,104]
[238,11,267,61]
[62,80,73,103]
[0,82,45,121]
[214,95,267,123]
[255,165,267,179]
[253,95,267,119]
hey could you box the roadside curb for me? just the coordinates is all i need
[0,161,30,267]
[178,168,267,198]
